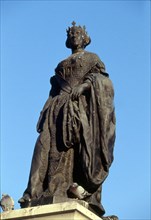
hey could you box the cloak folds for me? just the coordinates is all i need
[56,72,116,193]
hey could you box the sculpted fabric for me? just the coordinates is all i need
[22,51,116,214]
[20,44,116,218]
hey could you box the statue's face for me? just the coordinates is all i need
[68,27,84,49]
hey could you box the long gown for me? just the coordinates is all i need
[22,50,116,216]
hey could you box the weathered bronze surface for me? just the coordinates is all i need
[18,22,116,218]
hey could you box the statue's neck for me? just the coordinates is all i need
[72,48,84,54]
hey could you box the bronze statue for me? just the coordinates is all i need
[19,22,117,219]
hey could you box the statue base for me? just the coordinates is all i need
[19,194,79,208]
[0,201,103,220]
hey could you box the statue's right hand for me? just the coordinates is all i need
[71,82,90,100]
[71,85,85,100]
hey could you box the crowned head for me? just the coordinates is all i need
[66,21,91,50]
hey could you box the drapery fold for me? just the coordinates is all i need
[54,72,116,192]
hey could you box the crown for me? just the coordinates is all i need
[66,21,87,36]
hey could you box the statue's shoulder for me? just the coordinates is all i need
[84,51,104,65]
[83,50,100,60]
[84,51,106,68]
[55,58,68,73]
[55,56,70,75]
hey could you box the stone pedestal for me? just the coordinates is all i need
[0,201,103,220]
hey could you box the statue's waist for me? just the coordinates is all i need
[55,74,84,94]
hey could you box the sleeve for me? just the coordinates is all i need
[90,60,109,77]
[36,75,60,133]
[49,75,61,97]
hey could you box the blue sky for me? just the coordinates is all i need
[1,1,150,219]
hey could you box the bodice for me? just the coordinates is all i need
[55,51,105,87]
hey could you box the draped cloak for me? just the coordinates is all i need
[24,51,116,215]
